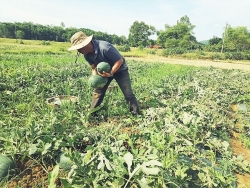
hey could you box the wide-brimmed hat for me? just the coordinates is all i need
[68,31,93,51]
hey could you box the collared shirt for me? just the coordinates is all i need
[84,40,128,73]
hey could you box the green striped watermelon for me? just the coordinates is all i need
[88,74,108,88]
[56,153,73,170]
[0,154,16,179]
[97,62,111,73]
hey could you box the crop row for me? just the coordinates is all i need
[0,54,249,187]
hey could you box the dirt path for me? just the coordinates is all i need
[127,57,250,71]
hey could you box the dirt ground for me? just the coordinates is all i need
[127,56,250,71]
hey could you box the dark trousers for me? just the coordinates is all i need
[90,69,140,114]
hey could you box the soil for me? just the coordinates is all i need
[230,138,250,188]
[5,57,250,187]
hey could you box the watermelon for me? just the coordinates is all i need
[96,62,111,74]
[0,154,16,179]
[56,153,73,170]
[88,74,108,88]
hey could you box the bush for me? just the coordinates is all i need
[41,40,50,45]
[224,52,233,60]
[147,49,156,55]
[211,53,224,60]
[117,44,130,52]
[59,47,66,52]
[232,52,243,60]
[138,45,144,51]
[224,52,249,60]
[243,52,250,60]
[162,48,187,56]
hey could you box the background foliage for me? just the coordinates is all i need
[1,15,250,53]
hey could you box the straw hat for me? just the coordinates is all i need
[68,31,93,51]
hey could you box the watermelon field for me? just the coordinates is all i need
[0,52,250,187]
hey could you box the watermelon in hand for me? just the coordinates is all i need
[96,62,111,74]
[88,74,108,88]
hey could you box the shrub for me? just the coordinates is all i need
[117,44,130,52]
[147,50,156,55]
[243,52,250,60]
[212,53,224,60]
[138,45,144,51]
[224,52,247,60]
[41,40,50,45]
[231,52,243,60]
[162,48,187,56]
[224,52,233,60]
[59,47,66,52]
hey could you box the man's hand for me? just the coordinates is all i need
[95,58,123,77]
[98,71,113,77]
[90,64,98,75]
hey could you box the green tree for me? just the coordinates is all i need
[157,15,197,49]
[0,22,15,38]
[224,26,250,52]
[52,26,64,41]
[60,22,65,30]
[203,36,222,52]
[208,36,222,45]
[0,21,128,44]
[128,21,156,47]
[0,23,10,37]
[179,15,194,29]
[16,30,25,39]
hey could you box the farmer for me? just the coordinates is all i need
[68,31,140,115]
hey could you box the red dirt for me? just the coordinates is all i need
[230,137,250,188]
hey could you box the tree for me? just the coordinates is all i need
[16,30,25,39]
[60,22,65,30]
[224,26,250,52]
[52,26,64,41]
[0,23,10,38]
[208,36,222,45]
[157,15,197,49]
[128,21,156,47]
[203,36,222,52]
[0,21,128,45]
[0,22,15,38]
[179,15,193,28]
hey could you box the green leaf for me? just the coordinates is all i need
[97,160,104,170]
[137,177,151,188]
[48,165,59,188]
[42,143,52,155]
[183,112,193,124]
[141,160,162,175]
[28,144,38,155]
[83,149,93,164]
[97,154,104,170]
[60,178,72,188]
[124,152,133,175]
[222,141,229,151]
[141,166,160,175]
[104,157,112,171]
